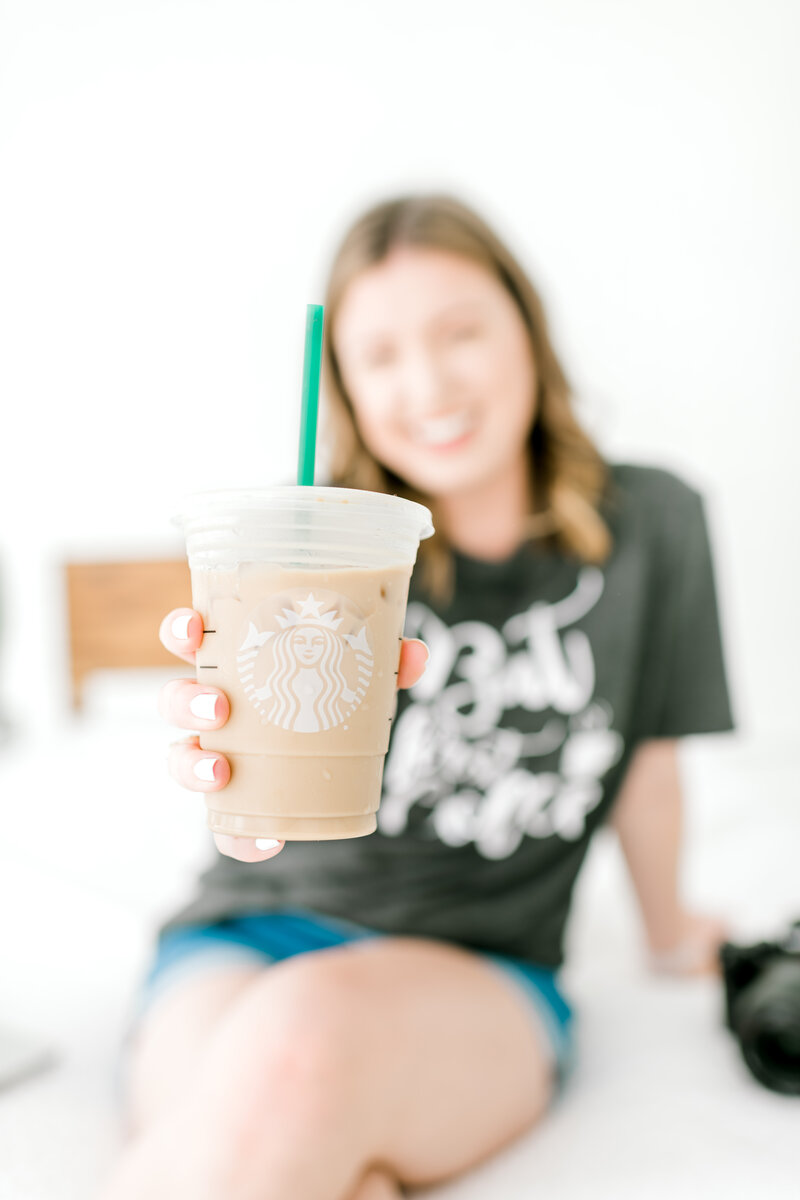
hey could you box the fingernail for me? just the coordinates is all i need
[171,613,193,641]
[193,757,218,782]
[255,838,280,850]
[189,693,219,721]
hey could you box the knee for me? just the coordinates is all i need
[196,953,375,1132]
[103,958,380,1200]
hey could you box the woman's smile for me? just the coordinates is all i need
[410,409,478,449]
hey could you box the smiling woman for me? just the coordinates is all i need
[335,253,535,500]
[321,194,612,598]
[105,192,735,1200]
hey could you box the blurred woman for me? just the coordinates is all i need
[102,194,734,1200]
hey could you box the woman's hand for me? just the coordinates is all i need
[647,910,731,978]
[158,607,429,864]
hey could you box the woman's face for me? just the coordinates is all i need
[334,246,537,499]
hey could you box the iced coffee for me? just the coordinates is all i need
[174,487,433,840]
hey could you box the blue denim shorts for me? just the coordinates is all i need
[124,907,575,1098]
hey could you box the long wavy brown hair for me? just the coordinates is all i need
[321,194,612,603]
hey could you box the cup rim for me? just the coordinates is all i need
[173,485,434,539]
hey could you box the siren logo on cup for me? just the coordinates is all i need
[235,591,374,733]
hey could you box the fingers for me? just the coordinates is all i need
[168,736,231,792]
[212,834,286,862]
[159,677,230,731]
[159,607,205,666]
[167,740,284,862]
[161,609,285,865]
[397,638,429,690]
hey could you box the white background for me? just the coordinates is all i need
[1,0,799,741]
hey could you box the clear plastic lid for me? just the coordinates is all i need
[173,486,434,570]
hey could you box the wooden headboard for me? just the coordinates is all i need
[64,559,193,710]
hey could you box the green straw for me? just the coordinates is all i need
[297,303,324,485]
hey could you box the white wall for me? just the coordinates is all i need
[1,0,798,739]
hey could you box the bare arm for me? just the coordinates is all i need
[609,739,729,974]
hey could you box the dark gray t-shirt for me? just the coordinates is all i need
[159,464,734,967]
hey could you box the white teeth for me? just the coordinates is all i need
[414,413,474,446]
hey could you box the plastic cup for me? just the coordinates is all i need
[173,486,434,840]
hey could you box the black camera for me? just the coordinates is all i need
[720,920,800,1095]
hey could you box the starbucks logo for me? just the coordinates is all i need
[236,590,374,732]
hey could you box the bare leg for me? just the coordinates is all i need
[122,961,265,1139]
[101,937,555,1199]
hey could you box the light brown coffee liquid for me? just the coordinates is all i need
[192,562,412,839]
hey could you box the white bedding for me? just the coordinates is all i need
[0,684,797,1199]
